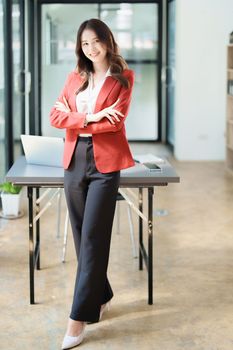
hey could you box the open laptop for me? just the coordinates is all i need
[21,134,64,167]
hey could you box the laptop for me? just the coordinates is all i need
[21,134,64,167]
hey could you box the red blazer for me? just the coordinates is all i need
[50,69,135,173]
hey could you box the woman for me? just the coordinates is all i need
[50,18,135,349]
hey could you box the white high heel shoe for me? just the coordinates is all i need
[61,323,86,349]
[99,301,111,321]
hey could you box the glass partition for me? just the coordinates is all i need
[41,2,159,140]
[0,0,24,180]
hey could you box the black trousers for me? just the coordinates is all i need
[64,136,120,322]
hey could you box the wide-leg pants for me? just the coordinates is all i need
[64,136,120,323]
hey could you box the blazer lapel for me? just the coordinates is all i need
[94,76,118,113]
[72,73,84,112]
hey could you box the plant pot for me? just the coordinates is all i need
[1,192,22,216]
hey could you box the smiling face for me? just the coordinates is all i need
[81,29,108,65]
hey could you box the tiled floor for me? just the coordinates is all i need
[1,143,233,349]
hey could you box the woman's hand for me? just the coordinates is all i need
[86,99,124,125]
[54,96,71,113]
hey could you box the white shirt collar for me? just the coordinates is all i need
[89,67,111,91]
[90,67,111,79]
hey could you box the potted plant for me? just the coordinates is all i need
[0,182,22,217]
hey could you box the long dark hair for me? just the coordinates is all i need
[75,18,130,93]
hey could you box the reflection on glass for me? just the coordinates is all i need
[101,3,158,60]
[42,4,98,66]
[0,0,5,180]
[12,2,22,160]
[126,63,157,140]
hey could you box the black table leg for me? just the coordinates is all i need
[148,187,154,305]
[27,186,35,304]
[139,188,143,270]
[36,188,40,270]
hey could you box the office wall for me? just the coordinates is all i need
[174,0,233,160]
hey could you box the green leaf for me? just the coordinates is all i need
[0,182,22,194]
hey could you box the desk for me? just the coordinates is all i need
[6,156,179,305]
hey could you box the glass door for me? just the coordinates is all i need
[166,0,176,146]
[0,0,25,180]
[41,2,160,141]
[12,0,25,160]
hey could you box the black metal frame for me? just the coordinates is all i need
[19,0,26,141]
[3,0,13,170]
[157,1,163,142]
[28,0,41,135]
[138,187,154,304]
[36,0,163,141]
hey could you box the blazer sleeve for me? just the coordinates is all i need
[50,73,87,129]
[78,69,135,135]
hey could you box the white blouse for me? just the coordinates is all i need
[76,67,111,136]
